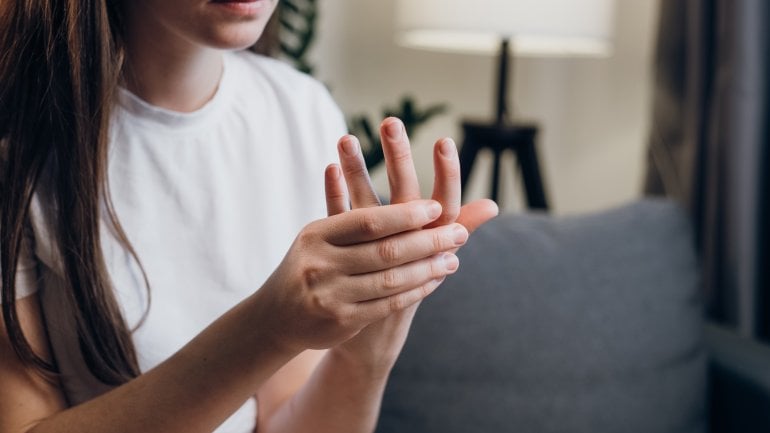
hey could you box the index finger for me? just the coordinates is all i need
[425,137,461,229]
[324,163,349,216]
[337,135,381,209]
[322,200,442,246]
[380,117,421,204]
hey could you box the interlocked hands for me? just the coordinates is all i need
[254,118,498,367]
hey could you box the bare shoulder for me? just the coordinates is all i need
[0,295,67,433]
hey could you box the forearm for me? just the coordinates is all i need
[28,294,297,433]
[260,349,391,433]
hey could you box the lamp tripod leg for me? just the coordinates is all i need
[517,141,548,210]
[459,138,480,194]
[491,149,502,204]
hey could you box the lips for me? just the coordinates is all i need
[209,0,262,4]
[208,0,267,15]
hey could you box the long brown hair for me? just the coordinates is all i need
[0,0,145,384]
[1,1,280,386]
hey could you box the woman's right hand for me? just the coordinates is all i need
[250,199,467,354]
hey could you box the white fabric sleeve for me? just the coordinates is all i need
[315,81,349,164]
[300,80,349,222]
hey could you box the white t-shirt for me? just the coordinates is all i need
[17,50,347,433]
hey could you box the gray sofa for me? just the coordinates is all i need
[376,199,770,433]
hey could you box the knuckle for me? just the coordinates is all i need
[309,292,347,324]
[300,264,325,289]
[377,239,400,264]
[309,292,332,316]
[418,285,430,301]
[423,281,436,297]
[442,204,461,223]
[444,165,461,181]
[415,283,435,305]
[346,160,369,178]
[381,268,400,290]
[297,223,320,246]
[358,213,382,237]
[406,203,425,227]
[388,293,407,312]
[429,257,443,278]
[334,305,356,328]
[327,190,346,202]
[432,229,449,251]
[391,148,413,165]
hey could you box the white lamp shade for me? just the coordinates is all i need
[395,0,615,57]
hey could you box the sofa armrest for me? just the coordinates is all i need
[706,323,770,433]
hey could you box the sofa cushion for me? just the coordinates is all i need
[377,199,706,433]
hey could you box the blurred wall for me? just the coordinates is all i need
[311,0,659,215]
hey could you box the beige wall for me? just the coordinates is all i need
[311,0,659,215]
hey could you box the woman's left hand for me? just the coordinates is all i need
[323,117,498,374]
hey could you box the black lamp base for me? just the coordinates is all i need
[459,120,548,210]
[458,37,549,211]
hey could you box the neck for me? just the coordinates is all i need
[122,9,224,113]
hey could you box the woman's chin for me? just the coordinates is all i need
[200,25,268,50]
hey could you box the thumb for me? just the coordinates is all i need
[456,199,499,235]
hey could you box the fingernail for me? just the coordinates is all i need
[443,253,459,271]
[385,119,402,140]
[427,201,442,219]
[341,136,359,156]
[452,224,468,246]
[439,138,456,158]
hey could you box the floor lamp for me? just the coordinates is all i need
[395,0,614,210]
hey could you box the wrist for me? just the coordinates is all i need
[243,291,303,362]
[326,345,395,383]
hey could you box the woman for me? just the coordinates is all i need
[0,0,498,432]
